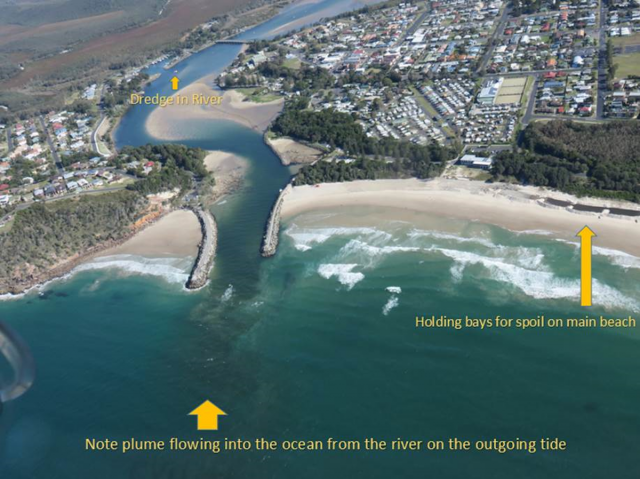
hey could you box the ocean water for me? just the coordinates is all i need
[1,208,639,478]
[1,0,640,477]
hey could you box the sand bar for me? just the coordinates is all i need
[204,150,248,202]
[267,137,323,165]
[100,210,202,258]
[146,76,283,139]
[281,178,640,257]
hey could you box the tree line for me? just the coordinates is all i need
[272,98,457,184]
[492,121,640,201]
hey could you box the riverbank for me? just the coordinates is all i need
[265,136,323,165]
[146,80,283,138]
[281,178,640,257]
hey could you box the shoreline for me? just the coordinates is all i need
[280,178,640,257]
[0,149,249,298]
[0,207,174,298]
[264,134,323,166]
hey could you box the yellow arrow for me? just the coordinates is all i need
[170,76,180,90]
[576,226,596,307]
[188,400,227,431]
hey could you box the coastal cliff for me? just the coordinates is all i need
[186,207,218,289]
[261,183,292,257]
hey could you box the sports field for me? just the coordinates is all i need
[495,77,526,105]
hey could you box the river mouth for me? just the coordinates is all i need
[113,0,389,298]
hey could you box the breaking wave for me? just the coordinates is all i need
[382,286,402,315]
[74,255,191,285]
[408,229,496,248]
[291,219,638,310]
[556,239,640,270]
[432,248,639,310]
[317,264,364,290]
[593,246,640,270]
[286,225,392,252]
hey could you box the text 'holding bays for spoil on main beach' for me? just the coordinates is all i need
[415,315,637,330]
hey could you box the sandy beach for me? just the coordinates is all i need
[281,178,640,256]
[267,137,323,165]
[99,210,202,258]
[146,76,283,139]
[204,150,249,201]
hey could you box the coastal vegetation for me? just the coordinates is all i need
[118,144,210,196]
[0,143,213,293]
[491,121,640,201]
[0,191,147,293]
[102,73,151,111]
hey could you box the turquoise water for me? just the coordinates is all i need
[2,0,640,477]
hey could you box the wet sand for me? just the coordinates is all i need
[204,150,249,202]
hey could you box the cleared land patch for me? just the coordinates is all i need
[614,52,640,78]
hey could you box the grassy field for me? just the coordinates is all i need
[612,33,640,49]
[237,88,281,103]
[282,57,302,70]
[615,52,640,78]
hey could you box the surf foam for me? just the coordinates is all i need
[317,264,365,290]
[286,225,392,252]
[74,255,191,285]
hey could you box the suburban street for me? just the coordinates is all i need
[596,0,608,120]
[476,5,510,75]
[38,115,64,174]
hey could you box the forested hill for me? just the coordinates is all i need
[491,121,640,202]
[0,191,147,294]
[0,144,210,294]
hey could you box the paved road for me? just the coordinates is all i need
[521,75,541,126]
[91,84,111,157]
[402,8,431,43]
[91,114,108,157]
[38,116,64,174]
[527,114,609,123]
[484,67,583,79]
[595,0,607,119]
[476,5,510,75]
